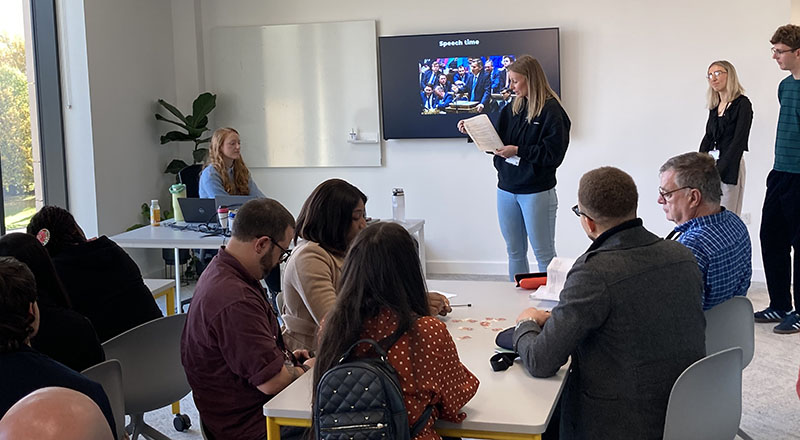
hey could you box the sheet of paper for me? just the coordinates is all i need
[462,114,504,152]
[505,155,521,166]
[528,257,576,301]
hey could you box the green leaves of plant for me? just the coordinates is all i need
[192,148,208,164]
[155,92,217,171]
[164,159,190,174]
[154,92,217,146]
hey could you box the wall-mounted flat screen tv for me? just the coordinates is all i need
[379,27,560,140]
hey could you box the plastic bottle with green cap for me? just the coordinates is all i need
[170,183,187,222]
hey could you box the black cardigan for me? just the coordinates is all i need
[699,94,753,185]
[493,97,571,194]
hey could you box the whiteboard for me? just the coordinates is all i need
[208,21,382,168]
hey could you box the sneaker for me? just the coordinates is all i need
[754,307,790,323]
[774,312,800,334]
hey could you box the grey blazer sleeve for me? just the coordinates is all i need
[513,260,611,377]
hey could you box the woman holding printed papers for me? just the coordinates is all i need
[458,55,570,280]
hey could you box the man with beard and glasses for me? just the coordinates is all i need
[181,198,312,440]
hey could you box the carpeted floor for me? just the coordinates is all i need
[142,279,799,440]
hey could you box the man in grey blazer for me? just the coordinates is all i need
[513,167,706,439]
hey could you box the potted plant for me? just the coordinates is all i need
[155,92,217,174]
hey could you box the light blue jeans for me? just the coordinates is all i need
[497,187,558,280]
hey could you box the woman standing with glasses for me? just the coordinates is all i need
[457,55,571,280]
[699,60,753,215]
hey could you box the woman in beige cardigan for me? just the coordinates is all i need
[281,179,368,351]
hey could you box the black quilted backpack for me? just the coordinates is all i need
[314,337,432,440]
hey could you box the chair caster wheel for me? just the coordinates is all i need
[173,413,191,432]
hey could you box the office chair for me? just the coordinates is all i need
[102,314,192,440]
[663,347,743,440]
[82,359,126,440]
[704,296,755,440]
[177,164,203,198]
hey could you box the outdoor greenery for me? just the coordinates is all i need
[0,33,33,195]
[0,32,35,230]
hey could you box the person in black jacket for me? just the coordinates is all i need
[0,233,104,372]
[699,60,753,215]
[27,206,162,342]
[458,55,571,280]
[0,256,117,438]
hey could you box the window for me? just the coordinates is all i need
[0,0,67,234]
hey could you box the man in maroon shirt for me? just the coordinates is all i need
[181,198,314,440]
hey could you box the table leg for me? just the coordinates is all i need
[173,248,181,315]
[164,287,175,317]
[266,417,281,440]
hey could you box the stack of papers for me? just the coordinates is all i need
[529,257,576,302]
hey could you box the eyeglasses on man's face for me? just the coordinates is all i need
[658,186,692,201]
[771,46,798,56]
[571,204,592,221]
[706,70,726,80]
[267,236,292,264]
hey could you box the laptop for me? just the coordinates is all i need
[177,198,218,224]
[215,194,258,210]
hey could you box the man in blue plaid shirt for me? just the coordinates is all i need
[658,152,752,311]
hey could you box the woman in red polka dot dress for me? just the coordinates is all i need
[313,222,479,439]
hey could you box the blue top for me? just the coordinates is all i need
[775,75,800,173]
[673,208,752,310]
[198,165,265,199]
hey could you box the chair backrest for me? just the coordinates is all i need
[705,296,754,369]
[663,347,743,440]
[178,164,203,198]
[82,359,126,440]
[102,314,190,414]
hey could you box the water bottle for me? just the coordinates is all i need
[170,184,187,222]
[150,199,161,226]
[228,209,237,234]
[392,188,405,222]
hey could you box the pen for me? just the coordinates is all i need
[450,303,472,307]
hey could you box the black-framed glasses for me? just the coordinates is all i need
[658,186,692,200]
[267,236,292,264]
[772,47,798,56]
[706,70,726,80]
[571,204,592,220]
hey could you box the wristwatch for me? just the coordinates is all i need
[516,317,536,329]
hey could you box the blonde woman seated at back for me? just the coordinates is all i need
[198,127,264,198]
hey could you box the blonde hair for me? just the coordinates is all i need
[205,127,251,195]
[509,55,560,123]
[706,60,745,109]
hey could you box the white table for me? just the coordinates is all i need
[263,279,568,440]
[110,219,427,314]
[110,221,228,314]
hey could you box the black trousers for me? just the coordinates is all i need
[760,170,800,312]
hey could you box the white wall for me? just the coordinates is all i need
[61,0,792,278]
[175,0,788,278]
[60,0,182,272]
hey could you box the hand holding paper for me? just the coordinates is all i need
[461,114,504,152]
